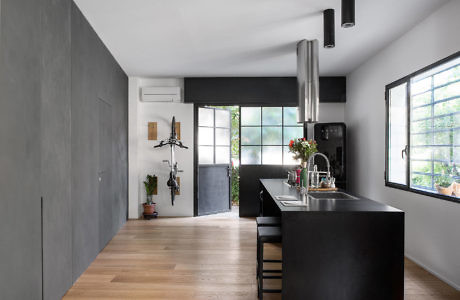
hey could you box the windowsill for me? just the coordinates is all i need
[385,182,460,204]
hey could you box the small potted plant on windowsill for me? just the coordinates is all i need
[143,174,157,215]
[435,176,454,196]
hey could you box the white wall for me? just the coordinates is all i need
[345,0,460,289]
[129,77,194,218]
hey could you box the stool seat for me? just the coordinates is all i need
[256,216,281,227]
[257,226,282,244]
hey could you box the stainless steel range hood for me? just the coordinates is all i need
[297,39,320,123]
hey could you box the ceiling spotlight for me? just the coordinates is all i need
[323,9,335,48]
[341,0,355,28]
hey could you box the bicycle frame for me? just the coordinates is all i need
[154,116,188,205]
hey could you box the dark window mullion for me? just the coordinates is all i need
[430,76,435,190]
[407,80,411,188]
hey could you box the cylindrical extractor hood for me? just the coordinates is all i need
[297,39,320,123]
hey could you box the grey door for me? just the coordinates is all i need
[197,107,232,215]
[98,98,113,249]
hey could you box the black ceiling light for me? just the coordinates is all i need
[341,0,355,28]
[323,9,335,48]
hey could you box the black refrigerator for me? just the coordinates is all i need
[313,123,347,189]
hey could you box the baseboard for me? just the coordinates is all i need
[405,254,460,291]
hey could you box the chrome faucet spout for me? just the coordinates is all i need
[305,153,331,198]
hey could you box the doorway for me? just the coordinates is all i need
[195,106,240,216]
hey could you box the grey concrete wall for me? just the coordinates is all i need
[40,0,73,299]
[0,0,44,299]
[0,0,128,299]
[70,1,128,283]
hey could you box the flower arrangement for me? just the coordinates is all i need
[288,138,318,165]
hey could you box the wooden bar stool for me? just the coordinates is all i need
[257,226,282,299]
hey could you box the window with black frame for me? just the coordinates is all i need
[240,107,303,165]
[386,52,460,201]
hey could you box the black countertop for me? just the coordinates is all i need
[260,178,402,213]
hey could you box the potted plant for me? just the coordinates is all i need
[143,174,157,215]
[435,175,454,196]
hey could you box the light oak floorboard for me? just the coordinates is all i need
[63,211,459,300]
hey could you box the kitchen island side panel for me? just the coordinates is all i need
[282,211,404,300]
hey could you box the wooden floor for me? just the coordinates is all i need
[64,209,460,300]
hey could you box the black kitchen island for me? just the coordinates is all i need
[260,179,404,300]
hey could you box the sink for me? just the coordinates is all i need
[309,192,358,200]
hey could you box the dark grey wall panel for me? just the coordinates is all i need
[70,2,128,282]
[0,0,127,298]
[184,76,346,105]
[0,0,43,298]
[71,3,101,279]
[40,0,73,299]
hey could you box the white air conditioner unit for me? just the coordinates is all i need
[141,87,181,102]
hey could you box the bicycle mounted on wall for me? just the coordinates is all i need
[154,116,188,205]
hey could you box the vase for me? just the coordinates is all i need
[300,162,308,188]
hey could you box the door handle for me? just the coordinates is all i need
[401,145,408,159]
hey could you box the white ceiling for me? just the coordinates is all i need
[74,0,448,77]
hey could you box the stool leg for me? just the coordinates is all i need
[256,231,259,279]
[258,241,264,300]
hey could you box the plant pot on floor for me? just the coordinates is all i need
[143,203,156,215]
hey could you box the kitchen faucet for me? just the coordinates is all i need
[301,152,331,201]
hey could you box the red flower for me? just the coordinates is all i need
[289,140,294,147]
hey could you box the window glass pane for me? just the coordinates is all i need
[411,147,432,160]
[262,107,282,125]
[434,98,460,116]
[412,77,431,95]
[199,108,214,127]
[241,107,261,126]
[241,146,261,164]
[283,127,303,145]
[411,161,432,174]
[216,128,230,146]
[199,127,214,146]
[411,91,431,107]
[412,105,431,120]
[262,146,282,165]
[215,146,230,164]
[433,147,452,161]
[262,127,282,145]
[241,127,261,145]
[388,83,408,185]
[283,146,300,165]
[283,107,299,125]
[434,65,460,87]
[411,174,432,189]
[411,119,431,134]
[411,133,432,146]
[434,115,460,130]
[215,109,230,128]
[199,146,214,164]
[454,146,460,163]
[434,131,452,145]
[434,81,460,101]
